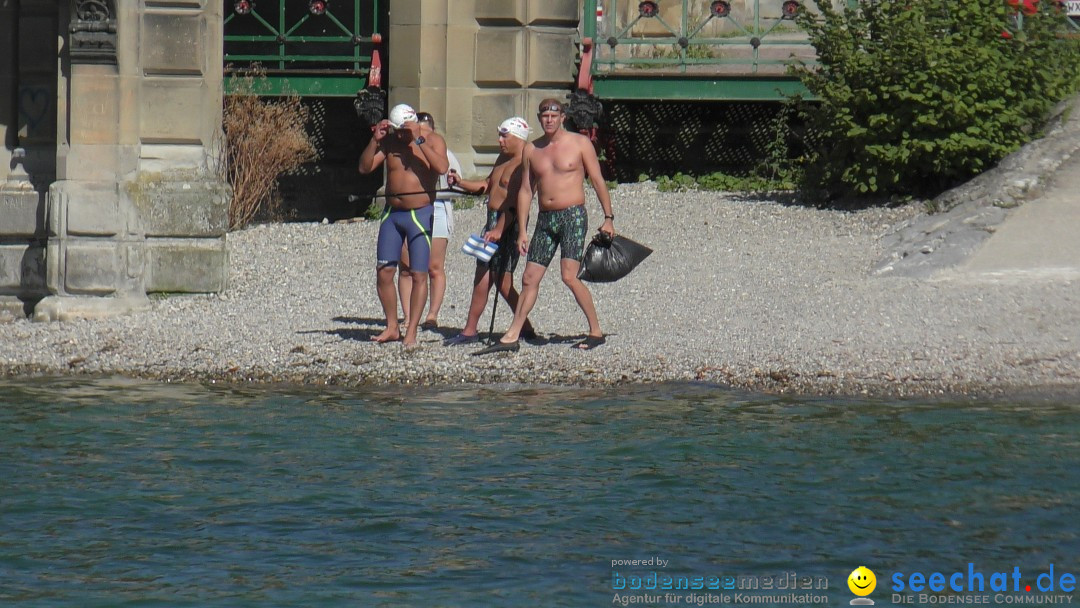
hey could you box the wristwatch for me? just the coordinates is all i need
[414,136,426,146]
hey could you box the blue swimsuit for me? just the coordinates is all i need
[376,206,434,271]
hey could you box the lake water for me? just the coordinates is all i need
[1,378,1077,607]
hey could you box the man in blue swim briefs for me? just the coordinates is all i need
[476,99,615,354]
[359,103,450,347]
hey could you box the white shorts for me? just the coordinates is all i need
[432,200,454,239]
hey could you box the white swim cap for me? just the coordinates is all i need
[498,116,531,141]
[388,103,417,129]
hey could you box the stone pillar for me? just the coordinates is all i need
[34,0,229,322]
[0,1,20,316]
[0,1,51,318]
[131,1,229,295]
[0,150,46,319]
[35,0,149,321]
[1,0,15,170]
[390,0,580,177]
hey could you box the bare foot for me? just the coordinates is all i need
[371,328,401,343]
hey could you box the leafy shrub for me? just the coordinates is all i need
[794,0,1080,201]
[220,68,319,229]
[655,171,794,192]
[454,195,482,211]
[363,199,386,221]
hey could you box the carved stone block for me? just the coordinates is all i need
[139,78,206,144]
[390,0,423,25]
[147,238,228,293]
[475,0,527,24]
[70,67,120,146]
[474,30,524,87]
[528,0,580,25]
[470,93,521,150]
[65,186,123,237]
[0,245,44,294]
[70,0,118,65]
[62,243,121,295]
[128,172,230,238]
[527,29,576,87]
[388,25,421,88]
[0,181,44,238]
[140,12,206,75]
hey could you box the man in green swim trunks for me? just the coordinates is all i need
[477,99,615,353]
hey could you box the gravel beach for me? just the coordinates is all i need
[2,179,1078,398]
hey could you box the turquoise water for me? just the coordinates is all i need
[1,378,1078,607]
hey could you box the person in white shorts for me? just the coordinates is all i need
[399,112,462,329]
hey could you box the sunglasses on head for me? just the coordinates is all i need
[538,105,563,114]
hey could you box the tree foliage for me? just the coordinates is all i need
[794,0,1080,201]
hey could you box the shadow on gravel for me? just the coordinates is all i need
[319,318,617,348]
[300,327,384,342]
[332,316,384,326]
[545,333,619,348]
[331,316,461,340]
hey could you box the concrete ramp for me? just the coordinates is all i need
[951,155,1080,281]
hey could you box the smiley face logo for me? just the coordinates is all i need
[848,566,877,596]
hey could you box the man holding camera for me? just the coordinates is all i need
[359,103,450,348]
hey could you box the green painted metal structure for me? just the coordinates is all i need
[581,0,814,101]
[591,76,808,101]
[224,0,384,97]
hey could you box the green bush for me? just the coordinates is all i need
[655,172,794,193]
[794,0,1080,201]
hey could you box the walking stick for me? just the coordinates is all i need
[486,236,510,345]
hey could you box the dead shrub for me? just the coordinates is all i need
[220,67,319,230]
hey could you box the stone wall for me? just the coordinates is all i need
[0,1,55,317]
[389,0,581,177]
[1,1,230,321]
[130,1,229,295]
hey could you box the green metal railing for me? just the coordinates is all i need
[581,0,815,100]
[224,0,383,96]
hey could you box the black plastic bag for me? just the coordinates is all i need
[577,232,653,283]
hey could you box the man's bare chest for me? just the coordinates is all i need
[532,145,580,175]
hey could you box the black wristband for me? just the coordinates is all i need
[604,214,614,220]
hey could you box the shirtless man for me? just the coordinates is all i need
[397,112,461,331]
[476,99,615,354]
[442,117,537,346]
[358,103,450,347]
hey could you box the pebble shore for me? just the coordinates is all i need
[2,181,1078,399]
